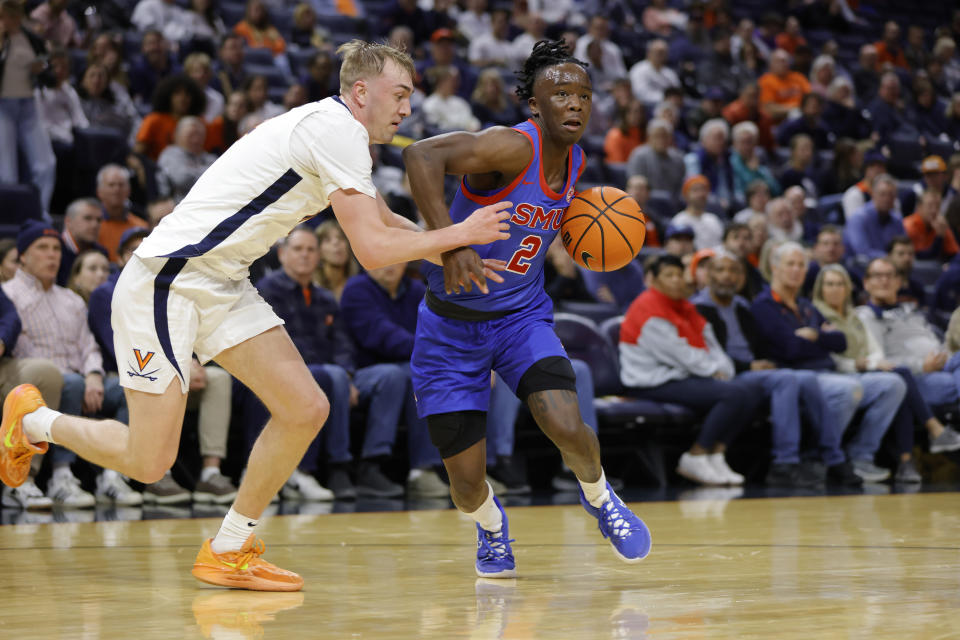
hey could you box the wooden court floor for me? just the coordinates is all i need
[1,493,958,639]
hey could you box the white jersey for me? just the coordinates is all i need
[136,96,376,280]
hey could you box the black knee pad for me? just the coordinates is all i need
[516,356,577,402]
[427,410,487,459]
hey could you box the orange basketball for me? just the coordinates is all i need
[559,186,647,272]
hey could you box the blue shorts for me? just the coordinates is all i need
[410,295,568,419]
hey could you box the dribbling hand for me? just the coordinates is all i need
[458,201,512,246]
[441,249,506,295]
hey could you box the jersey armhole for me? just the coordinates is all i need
[460,128,536,206]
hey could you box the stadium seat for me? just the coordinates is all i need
[243,48,276,67]
[0,183,43,238]
[912,260,943,287]
[72,126,129,197]
[579,261,645,311]
[555,300,620,324]
[219,1,246,27]
[245,63,288,88]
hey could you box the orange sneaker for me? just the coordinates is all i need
[192,535,304,592]
[0,384,49,488]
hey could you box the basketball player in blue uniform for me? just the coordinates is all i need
[404,41,651,577]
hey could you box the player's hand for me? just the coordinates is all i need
[441,246,488,294]
[482,258,507,284]
[189,359,207,391]
[83,373,104,415]
[457,201,512,246]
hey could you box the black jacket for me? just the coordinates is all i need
[695,300,765,373]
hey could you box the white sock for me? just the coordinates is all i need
[22,406,61,444]
[200,466,219,482]
[211,507,259,554]
[466,481,502,533]
[579,469,610,508]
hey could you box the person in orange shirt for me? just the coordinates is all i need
[874,21,908,70]
[903,190,959,261]
[134,74,206,161]
[774,16,807,55]
[94,164,149,263]
[234,0,286,56]
[722,83,775,151]
[603,99,646,163]
[757,49,811,123]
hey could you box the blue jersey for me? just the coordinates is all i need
[424,119,586,313]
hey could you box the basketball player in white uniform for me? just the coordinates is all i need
[0,40,511,591]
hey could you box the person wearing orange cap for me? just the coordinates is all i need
[671,175,724,249]
[903,155,951,215]
[416,27,477,100]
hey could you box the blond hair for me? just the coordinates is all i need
[337,39,415,96]
[811,263,854,315]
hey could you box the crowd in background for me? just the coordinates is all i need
[2,0,960,515]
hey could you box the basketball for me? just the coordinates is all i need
[559,186,647,272]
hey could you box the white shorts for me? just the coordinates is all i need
[112,255,284,394]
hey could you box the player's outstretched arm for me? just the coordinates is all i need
[329,188,511,271]
[403,127,531,293]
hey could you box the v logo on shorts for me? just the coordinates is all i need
[133,349,156,371]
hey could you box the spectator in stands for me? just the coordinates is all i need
[58,198,106,286]
[281,83,307,112]
[874,21,908,70]
[184,52,224,123]
[730,121,779,202]
[510,12,547,64]
[758,48,811,123]
[417,28,476,100]
[626,118,685,202]
[736,36,763,80]
[697,28,752,103]
[128,30,179,111]
[289,2,329,51]
[625,174,660,247]
[176,0,227,49]
[859,257,960,416]
[0,286,63,509]
[766,196,802,243]
[669,4,710,64]
[468,7,513,69]
[628,39,679,104]
[911,156,951,211]
[0,0,56,217]
[811,264,958,482]
[820,138,862,197]
[905,189,958,261]
[903,25,928,72]
[457,0,490,44]
[887,236,925,306]
[301,50,336,104]
[239,74,282,126]
[470,68,521,128]
[734,179,771,223]
[662,224,695,260]
[779,133,819,198]
[0,240,17,282]
[751,242,898,486]
[422,66,480,133]
[88,227,238,505]
[776,92,831,151]
[933,37,960,95]
[3,221,139,506]
[808,55,836,98]
[642,0,687,37]
[684,118,734,210]
[720,223,764,300]
[87,33,133,107]
[852,44,880,102]
[77,62,139,139]
[845,174,904,259]
[746,212,768,268]
[234,0,285,57]
[946,93,960,141]
[619,254,756,486]
[672,175,724,250]
[574,15,626,88]
[158,116,215,202]
[910,77,949,143]
[842,150,889,221]
[314,219,359,302]
[256,227,407,499]
[205,89,246,153]
[134,73,205,162]
[822,77,869,142]
[66,249,110,303]
[382,0,433,46]
[28,0,79,49]
[803,224,862,299]
[731,17,768,61]
[774,15,806,55]
[95,164,149,263]
[603,99,645,163]
[543,237,593,304]
[723,82,776,152]
[340,262,449,498]
[866,72,912,144]
[35,50,88,147]
[212,33,246,98]
[693,250,834,487]
[131,0,184,37]
[685,87,726,142]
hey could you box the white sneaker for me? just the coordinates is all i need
[96,470,144,506]
[47,469,96,508]
[2,480,53,510]
[283,469,334,501]
[676,453,724,486]
[707,453,745,485]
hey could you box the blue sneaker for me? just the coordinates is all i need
[475,496,516,578]
[580,483,651,563]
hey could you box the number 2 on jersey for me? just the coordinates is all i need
[505,235,543,275]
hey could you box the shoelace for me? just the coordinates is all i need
[478,530,515,560]
[226,538,266,572]
[598,499,639,540]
